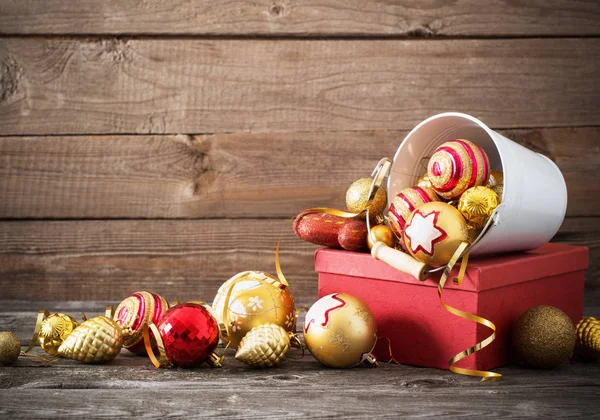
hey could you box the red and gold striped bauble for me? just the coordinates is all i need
[388,186,440,240]
[114,291,170,355]
[427,139,490,200]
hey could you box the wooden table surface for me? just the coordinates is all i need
[1,302,599,419]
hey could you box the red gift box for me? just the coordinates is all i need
[315,243,588,371]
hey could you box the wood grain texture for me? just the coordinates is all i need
[0,218,597,306]
[1,127,598,219]
[1,0,600,37]
[0,303,598,420]
[1,38,598,135]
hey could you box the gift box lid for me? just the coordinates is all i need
[315,243,588,292]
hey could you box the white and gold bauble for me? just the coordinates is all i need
[212,271,296,349]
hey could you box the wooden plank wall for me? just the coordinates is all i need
[0,1,599,306]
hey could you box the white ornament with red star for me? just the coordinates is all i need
[402,202,470,266]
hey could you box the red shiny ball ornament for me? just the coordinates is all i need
[156,303,219,368]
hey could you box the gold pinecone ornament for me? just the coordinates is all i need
[58,316,123,363]
[575,317,600,361]
[235,323,291,368]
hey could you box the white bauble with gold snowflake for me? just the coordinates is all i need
[212,271,296,349]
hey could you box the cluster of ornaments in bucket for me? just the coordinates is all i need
[294,138,504,271]
[386,138,503,268]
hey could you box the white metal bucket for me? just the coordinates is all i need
[387,112,567,256]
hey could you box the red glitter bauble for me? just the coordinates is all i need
[156,303,219,368]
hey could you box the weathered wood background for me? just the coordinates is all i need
[0,1,599,306]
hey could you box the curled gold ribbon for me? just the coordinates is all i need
[143,322,170,368]
[23,309,50,354]
[377,336,401,365]
[104,305,114,318]
[438,241,501,380]
[296,158,393,239]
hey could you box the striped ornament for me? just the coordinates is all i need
[114,291,170,355]
[388,186,440,239]
[427,139,490,200]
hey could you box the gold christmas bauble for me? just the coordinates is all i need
[235,323,290,368]
[0,332,21,365]
[403,202,470,267]
[491,184,503,202]
[212,271,296,349]
[575,317,600,361]
[303,293,377,368]
[458,186,499,229]
[512,305,576,368]
[487,170,504,187]
[58,316,123,363]
[39,313,78,356]
[367,225,396,250]
[416,174,432,189]
[346,177,387,218]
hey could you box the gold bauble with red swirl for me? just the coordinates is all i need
[388,186,439,240]
[427,139,490,199]
[303,293,377,368]
[403,202,470,267]
[212,271,296,349]
[114,291,170,354]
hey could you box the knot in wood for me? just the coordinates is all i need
[0,57,24,104]
[269,3,284,17]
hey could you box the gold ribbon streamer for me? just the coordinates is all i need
[295,158,393,240]
[438,241,501,380]
[143,322,170,368]
[104,305,114,318]
[377,336,401,365]
[23,309,50,354]
[274,240,289,287]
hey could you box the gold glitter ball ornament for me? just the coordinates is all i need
[212,271,296,349]
[58,316,123,363]
[367,224,396,250]
[38,313,78,356]
[0,332,21,365]
[574,317,600,361]
[458,186,499,229]
[403,202,470,267]
[512,305,576,368]
[346,177,387,218]
[235,323,291,368]
[303,293,377,368]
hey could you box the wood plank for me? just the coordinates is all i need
[0,218,597,306]
[1,1,599,37]
[1,38,598,135]
[0,337,598,418]
[0,127,598,219]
